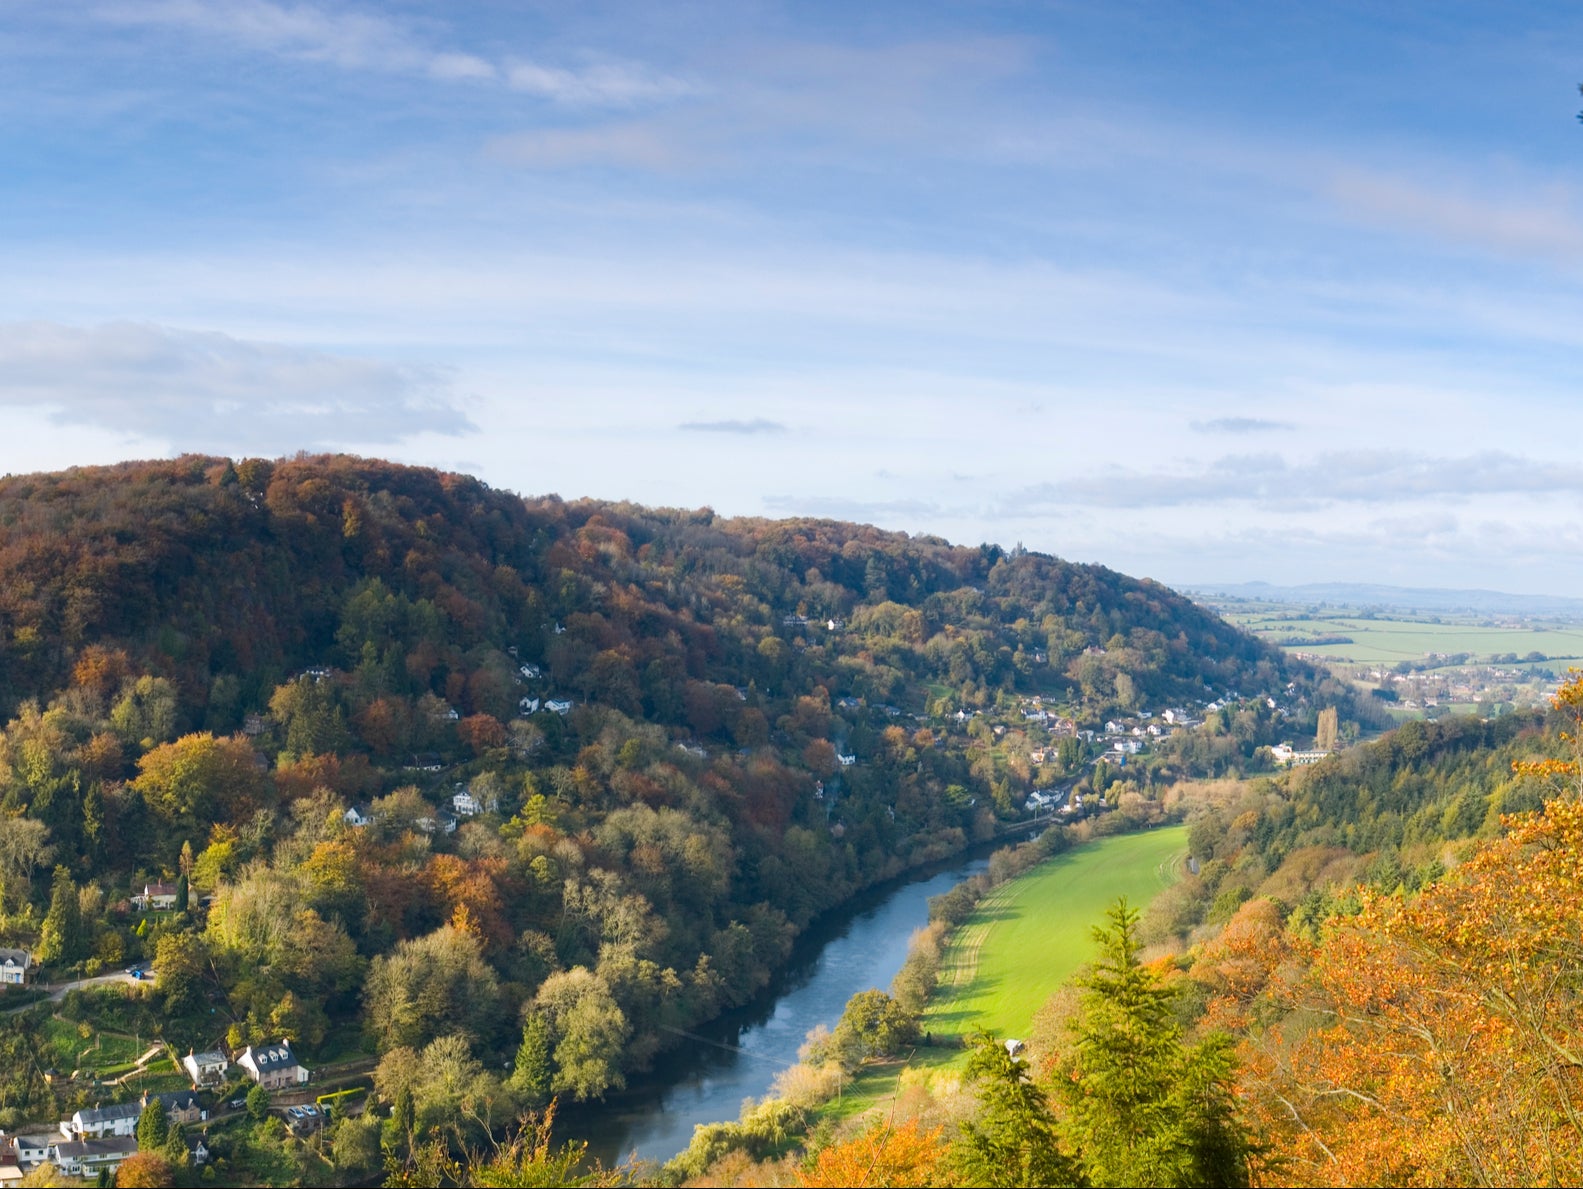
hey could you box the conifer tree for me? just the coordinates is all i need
[952,1034,1082,1187]
[1057,899,1252,1188]
[136,1098,168,1149]
[37,866,82,966]
[510,1015,554,1110]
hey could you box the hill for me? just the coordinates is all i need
[0,454,1343,1133]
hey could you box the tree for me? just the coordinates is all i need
[136,1098,168,1149]
[1056,899,1252,1188]
[363,925,503,1051]
[951,1035,1081,1187]
[796,1117,945,1188]
[533,967,629,1101]
[510,1015,554,1110]
[113,1151,176,1187]
[37,866,83,966]
[246,1082,270,1120]
[1316,706,1339,752]
[132,732,271,833]
[174,873,189,914]
[154,931,210,1017]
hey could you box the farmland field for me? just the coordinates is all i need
[1208,605,1583,669]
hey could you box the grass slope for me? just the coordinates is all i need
[925,825,1188,1043]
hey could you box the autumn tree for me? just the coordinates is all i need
[796,1117,946,1188]
[114,1151,177,1188]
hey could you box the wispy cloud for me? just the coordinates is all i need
[507,61,697,107]
[94,1,693,106]
[678,418,787,435]
[1003,450,1583,511]
[1190,416,1294,434]
[1329,168,1583,264]
[0,321,472,453]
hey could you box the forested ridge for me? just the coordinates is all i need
[0,453,1344,1183]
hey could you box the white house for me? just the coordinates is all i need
[182,1049,229,1088]
[545,699,572,715]
[453,788,498,817]
[54,1138,136,1178]
[519,696,540,715]
[132,883,178,911]
[62,1102,140,1139]
[0,950,30,986]
[236,1040,310,1089]
[837,753,857,767]
[343,805,374,829]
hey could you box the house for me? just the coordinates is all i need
[835,696,862,710]
[343,805,374,829]
[143,1089,205,1126]
[453,788,497,817]
[11,1134,56,1167]
[132,883,178,911]
[188,1136,210,1166]
[444,707,461,721]
[545,699,572,715]
[236,1040,309,1090]
[182,1050,229,1088]
[519,663,542,679]
[675,742,707,759]
[62,1102,141,1139]
[406,754,444,772]
[837,753,857,767]
[54,1137,137,1179]
[826,618,845,631]
[0,950,30,986]
[519,696,540,715]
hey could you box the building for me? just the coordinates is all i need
[61,1102,141,1139]
[132,883,178,911]
[182,1050,229,1088]
[343,805,375,829]
[0,950,30,986]
[236,1040,309,1089]
[143,1089,206,1125]
[54,1137,137,1178]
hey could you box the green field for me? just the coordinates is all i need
[925,825,1187,1043]
[822,826,1188,1122]
[1216,609,1583,668]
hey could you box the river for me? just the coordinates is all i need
[565,848,994,1169]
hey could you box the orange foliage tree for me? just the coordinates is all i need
[1241,674,1583,1186]
[795,1117,946,1188]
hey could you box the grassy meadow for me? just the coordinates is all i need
[822,825,1188,1122]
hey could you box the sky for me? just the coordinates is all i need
[4,1,1583,594]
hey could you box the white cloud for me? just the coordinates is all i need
[0,321,473,454]
[486,120,693,170]
[506,61,696,107]
[1329,168,1583,264]
[96,0,423,72]
[1003,451,1583,511]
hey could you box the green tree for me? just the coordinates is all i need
[38,865,83,965]
[1056,899,1252,1188]
[174,873,189,914]
[246,1082,270,1120]
[510,1015,554,1110]
[154,931,210,1017]
[951,1034,1082,1188]
[533,967,629,1101]
[136,1098,169,1149]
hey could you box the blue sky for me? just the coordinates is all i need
[5,1,1583,593]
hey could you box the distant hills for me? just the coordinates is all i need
[1178,581,1583,620]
